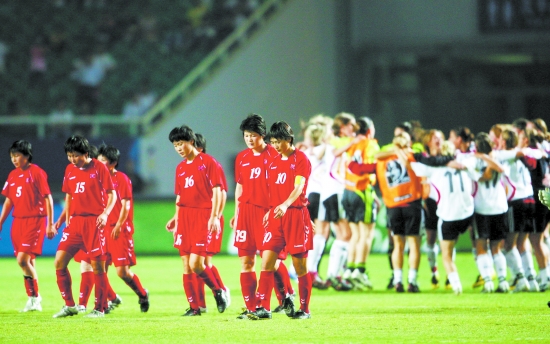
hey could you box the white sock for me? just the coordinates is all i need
[408,268,418,284]
[448,271,461,290]
[504,248,524,277]
[326,239,345,278]
[307,234,326,272]
[492,251,507,281]
[487,252,495,275]
[426,244,437,272]
[521,251,537,279]
[339,242,349,272]
[539,266,549,284]
[476,253,492,282]
[393,269,403,284]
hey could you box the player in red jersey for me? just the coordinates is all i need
[165,125,228,316]
[231,114,296,319]
[193,134,231,313]
[248,121,313,320]
[0,140,56,312]
[98,144,150,312]
[52,135,116,318]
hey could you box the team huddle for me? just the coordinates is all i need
[1,113,550,319]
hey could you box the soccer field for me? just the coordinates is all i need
[0,253,548,343]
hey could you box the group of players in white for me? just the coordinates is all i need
[300,113,550,297]
[2,113,550,319]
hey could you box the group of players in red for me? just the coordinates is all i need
[0,113,314,320]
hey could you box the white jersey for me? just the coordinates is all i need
[315,143,345,201]
[305,144,326,195]
[411,162,474,221]
[492,149,533,200]
[462,156,509,215]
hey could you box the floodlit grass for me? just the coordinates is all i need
[0,253,548,343]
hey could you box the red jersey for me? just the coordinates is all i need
[175,152,222,209]
[62,158,114,216]
[267,149,311,208]
[2,164,51,218]
[108,170,133,225]
[235,145,278,208]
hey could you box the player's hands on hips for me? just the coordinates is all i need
[96,212,108,228]
[166,217,176,232]
[46,223,57,239]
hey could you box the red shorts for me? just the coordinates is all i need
[73,250,91,264]
[174,207,212,256]
[206,216,224,256]
[57,216,106,259]
[105,222,137,267]
[234,203,269,255]
[11,217,46,257]
[263,207,313,255]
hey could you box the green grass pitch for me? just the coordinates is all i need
[0,201,548,343]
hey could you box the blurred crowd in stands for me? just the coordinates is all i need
[0,0,262,121]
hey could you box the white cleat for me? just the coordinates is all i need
[496,280,510,293]
[22,295,41,312]
[84,309,105,318]
[453,285,463,296]
[224,286,231,308]
[76,305,87,313]
[351,269,373,291]
[513,277,529,293]
[528,276,540,292]
[53,305,78,318]
[482,280,494,293]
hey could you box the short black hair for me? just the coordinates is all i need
[9,140,33,162]
[512,118,530,132]
[268,121,294,145]
[89,145,99,159]
[357,117,374,136]
[64,135,90,155]
[169,125,196,143]
[451,126,474,143]
[240,113,266,137]
[98,143,120,168]
[195,133,207,153]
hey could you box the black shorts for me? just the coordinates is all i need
[534,189,550,233]
[508,198,535,233]
[387,200,422,236]
[472,212,508,241]
[424,198,438,230]
[320,193,340,223]
[307,192,320,221]
[440,216,472,241]
[342,188,377,224]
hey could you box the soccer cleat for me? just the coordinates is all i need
[342,269,353,284]
[139,289,150,313]
[509,274,519,291]
[395,282,405,293]
[351,269,373,291]
[453,284,463,295]
[22,297,33,312]
[528,276,540,292]
[482,280,495,293]
[326,277,352,292]
[182,308,201,316]
[312,273,328,290]
[540,282,549,292]
[282,294,295,318]
[110,294,123,308]
[246,307,272,320]
[272,304,284,314]
[292,310,311,319]
[472,274,485,288]
[387,275,395,290]
[236,308,252,320]
[513,276,529,293]
[84,309,105,318]
[76,305,87,313]
[224,286,231,308]
[496,280,510,293]
[445,278,452,290]
[214,289,228,313]
[407,283,420,293]
[199,307,208,313]
[53,305,78,318]
[431,273,439,289]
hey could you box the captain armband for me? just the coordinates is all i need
[294,175,306,186]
